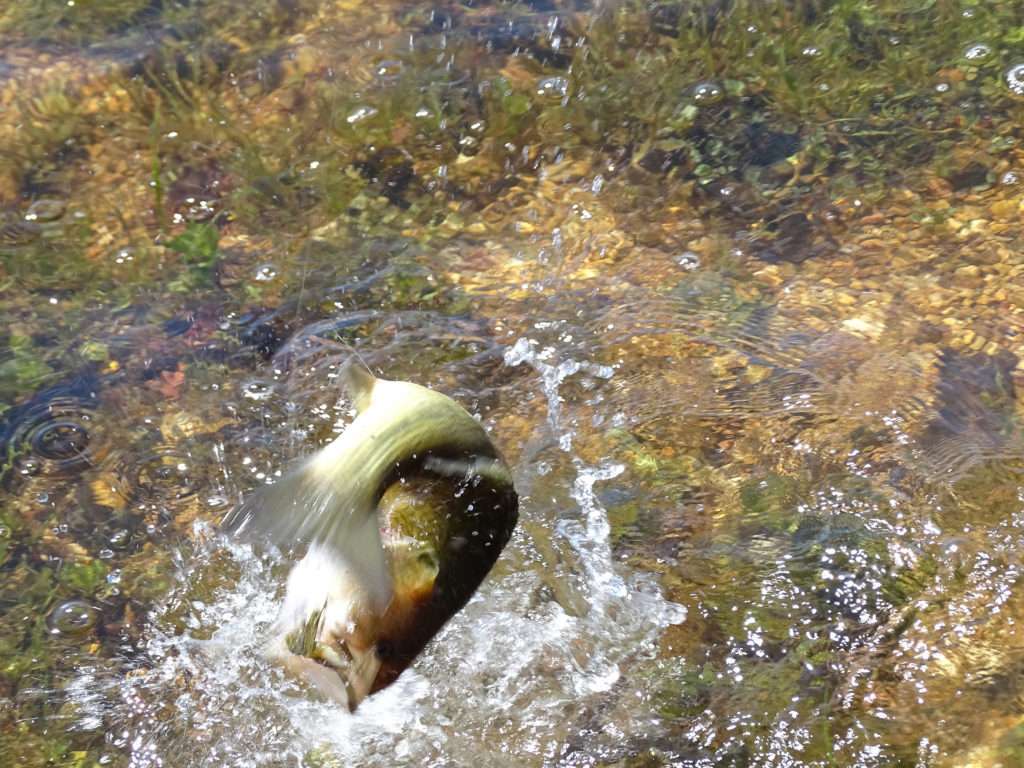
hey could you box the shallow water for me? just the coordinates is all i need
[2,1,1024,766]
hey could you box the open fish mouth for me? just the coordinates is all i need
[277,603,381,710]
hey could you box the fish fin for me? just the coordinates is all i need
[221,457,392,613]
[340,360,378,414]
[344,645,382,708]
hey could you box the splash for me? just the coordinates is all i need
[63,341,684,767]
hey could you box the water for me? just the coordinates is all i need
[2,1,1024,766]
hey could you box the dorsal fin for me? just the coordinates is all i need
[341,360,378,414]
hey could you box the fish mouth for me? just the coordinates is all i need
[276,607,382,711]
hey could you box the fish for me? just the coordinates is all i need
[223,363,518,709]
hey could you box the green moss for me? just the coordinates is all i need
[0,0,152,43]
[58,559,108,598]
[166,222,221,290]
[0,334,56,402]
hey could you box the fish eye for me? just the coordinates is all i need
[417,550,438,568]
[376,639,394,659]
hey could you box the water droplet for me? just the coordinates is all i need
[98,548,115,560]
[346,105,378,124]
[935,82,950,93]
[1005,64,1024,96]
[962,7,975,18]
[25,198,66,222]
[536,76,569,101]
[675,251,701,270]
[801,45,822,58]
[963,43,992,62]
[692,81,724,105]
[109,529,130,549]
[1000,170,1019,185]
[0,525,10,539]
[414,107,433,119]
[253,264,278,282]
[48,600,98,635]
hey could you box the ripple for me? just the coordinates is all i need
[32,420,91,461]
[0,217,42,247]
[85,446,205,520]
[2,388,105,486]
[130,449,201,503]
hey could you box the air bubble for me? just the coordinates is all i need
[254,264,278,282]
[346,106,378,124]
[242,379,274,400]
[48,600,98,635]
[962,43,992,62]
[1005,64,1024,96]
[375,60,403,80]
[692,81,724,105]
[25,199,66,222]
[675,251,701,271]
[536,76,569,101]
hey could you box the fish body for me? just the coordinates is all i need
[225,365,518,708]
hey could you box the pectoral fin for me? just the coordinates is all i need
[221,456,392,614]
[344,645,382,707]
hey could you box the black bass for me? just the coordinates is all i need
[224,365,518,709]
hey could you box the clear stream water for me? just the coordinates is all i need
[2,1,1024,766]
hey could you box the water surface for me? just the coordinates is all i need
[2,1,1024,766]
